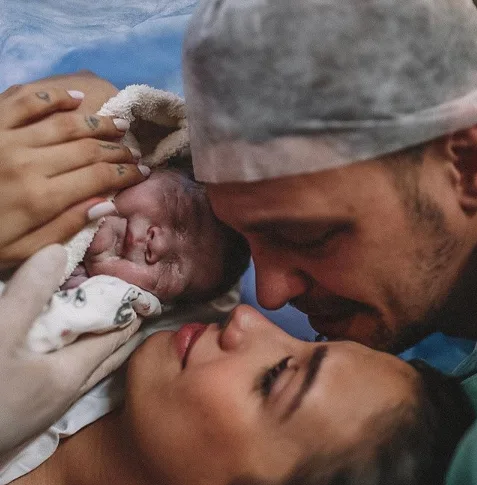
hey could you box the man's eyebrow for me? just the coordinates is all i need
[281,346,328,422]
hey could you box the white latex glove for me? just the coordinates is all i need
[0,244,143,457]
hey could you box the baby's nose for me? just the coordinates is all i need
[145,226,174,264]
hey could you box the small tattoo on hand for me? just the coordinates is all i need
[117,164,126,176]
[99,143,121,151]
[85,115,100,130]
[35,91,50,102]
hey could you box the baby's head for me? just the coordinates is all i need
[84,168,250,303]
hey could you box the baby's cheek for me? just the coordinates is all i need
[83,258,117,280]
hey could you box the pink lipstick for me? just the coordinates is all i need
[175,323,208,368]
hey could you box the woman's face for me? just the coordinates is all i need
[126,305,420,485]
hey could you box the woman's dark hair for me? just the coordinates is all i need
[231,359,476,485]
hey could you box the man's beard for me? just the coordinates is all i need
[383,247,477,354]
[375,186,472,353]
[290,187,477,353]
[425,247,477,341]
[290,247,477,355]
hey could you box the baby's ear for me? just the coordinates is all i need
[447,126,477,212]
[98,85,189,169]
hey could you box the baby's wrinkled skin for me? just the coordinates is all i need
[83,170,226,303]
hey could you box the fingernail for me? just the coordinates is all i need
[67,90,85,100]
[113,118,130,131]
[87,201,117,221]
[130,147,142,159]
[138,165,151,177]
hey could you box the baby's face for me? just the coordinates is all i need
[84,170,225,302]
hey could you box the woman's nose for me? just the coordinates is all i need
[145,226,173,264]
[219,304,262,352]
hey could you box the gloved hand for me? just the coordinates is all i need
[26,274,161,353]
[0,244,142,456]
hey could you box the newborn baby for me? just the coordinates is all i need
[26,168,250,352]
[79,168,227,302]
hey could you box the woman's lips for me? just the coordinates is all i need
[174,323,208,368]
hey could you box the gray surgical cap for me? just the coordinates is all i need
[183,0,477,183]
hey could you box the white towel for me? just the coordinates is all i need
[62,85,190,281]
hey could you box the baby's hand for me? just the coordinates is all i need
[61,264,89,290]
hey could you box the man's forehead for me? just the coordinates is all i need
[206,174,353,227]
[205,157,398,228]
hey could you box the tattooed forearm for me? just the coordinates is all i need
[116,164,126,176]
[99,143,121,151]
[85,115,100,130]
[35,91,51,102]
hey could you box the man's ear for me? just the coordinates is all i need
[446,126,477,212]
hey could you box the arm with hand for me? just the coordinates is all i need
[0,245,148,457]
[0,71,148,268]
[26,274,161,353]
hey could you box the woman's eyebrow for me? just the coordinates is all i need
[281,346,328,422]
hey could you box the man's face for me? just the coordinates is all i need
[207,147,470,351]
[84,170,225,302]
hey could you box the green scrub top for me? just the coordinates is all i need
[446,347,477,485]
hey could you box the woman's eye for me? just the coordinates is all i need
[260,356,292,397]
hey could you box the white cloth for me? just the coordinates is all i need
[0,285,240,484]
[184,0,477,183]
[25,275,161,353]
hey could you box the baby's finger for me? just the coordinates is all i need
[18,111,131,147]
[0,244,66,343]
[0,199,116,267]
[34,139,141,177]
[1,87,84,129]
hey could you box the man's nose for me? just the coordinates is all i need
[145,226,173,264]
[253,250,309,310]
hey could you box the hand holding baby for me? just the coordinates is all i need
[0,81,148,267]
